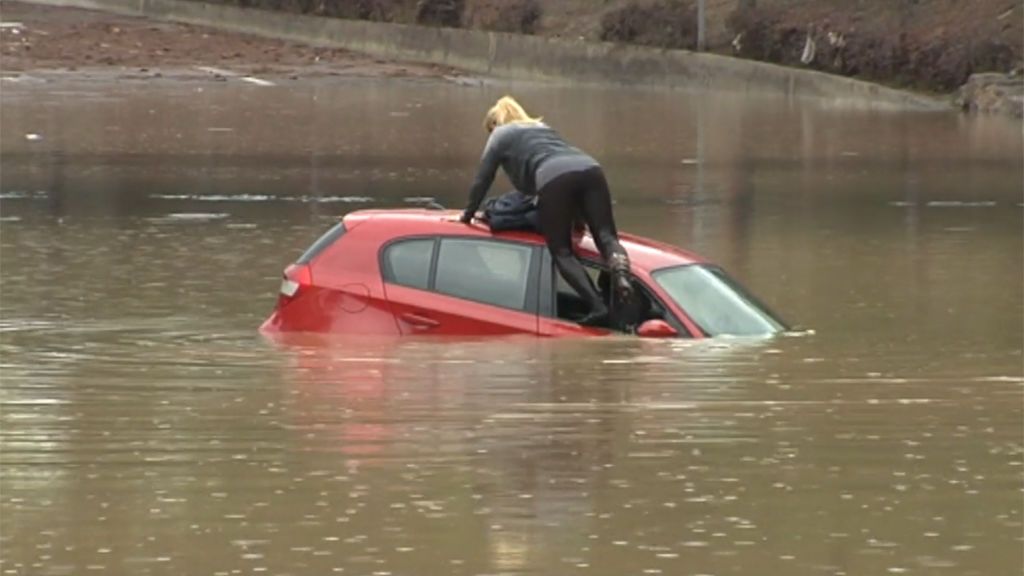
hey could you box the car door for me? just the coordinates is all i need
[381,236,541,336]
[535,251,609,337]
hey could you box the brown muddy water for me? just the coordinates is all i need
[1,78,1022,576]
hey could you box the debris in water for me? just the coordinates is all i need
[927,200,996,207]
[147,213,230,223]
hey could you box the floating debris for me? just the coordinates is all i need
[890,200,998,208]
[0,190,47,199]
[927,200,996,208]
[150,193,373,203]
[148,213,230,223]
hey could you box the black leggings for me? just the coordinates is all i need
[537,166,626,312]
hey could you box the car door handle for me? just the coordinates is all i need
[400,312,439,328]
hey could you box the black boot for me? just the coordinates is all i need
[609,252,633,301]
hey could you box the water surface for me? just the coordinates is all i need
[2,78,1021,575]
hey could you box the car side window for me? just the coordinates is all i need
[382,238,435,290]
[435,239,533,310]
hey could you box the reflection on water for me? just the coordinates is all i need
[1,78,1022,575]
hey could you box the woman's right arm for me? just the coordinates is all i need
[461,130,505,223]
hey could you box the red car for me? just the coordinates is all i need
[260,209,785,338]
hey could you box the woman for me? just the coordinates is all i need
[459,96,631,326]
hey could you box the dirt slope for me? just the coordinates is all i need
[212,0,1022,93]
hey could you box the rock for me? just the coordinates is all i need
[955,72,1024,118]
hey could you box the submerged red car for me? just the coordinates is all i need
[260,209,785,338]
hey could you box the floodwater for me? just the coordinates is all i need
[1,78,1021,576]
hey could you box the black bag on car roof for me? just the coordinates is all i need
[482,189,540,233]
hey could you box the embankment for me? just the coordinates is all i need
[22,0,948,110]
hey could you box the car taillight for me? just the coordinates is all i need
[278,263,312,307]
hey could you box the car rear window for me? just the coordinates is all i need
[382,238,435,290]
[296,222,346,264]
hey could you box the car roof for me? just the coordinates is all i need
[344,209,704,271]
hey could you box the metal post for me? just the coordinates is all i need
[697,0,706,51]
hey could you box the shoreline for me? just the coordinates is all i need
[0,2,475,85]
[4,0,948,110]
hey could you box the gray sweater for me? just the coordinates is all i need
[462,122,597,220]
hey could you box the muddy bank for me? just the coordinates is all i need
[0,1,467,83]
[189,0,1022,110]
[11,0,949,110]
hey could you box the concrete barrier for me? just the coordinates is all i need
[24,0,947,110]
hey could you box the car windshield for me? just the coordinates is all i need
[652,265,785,336]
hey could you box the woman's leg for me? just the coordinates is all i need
[538,172,607,321]
[578,167,632,299]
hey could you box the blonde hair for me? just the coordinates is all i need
[483,96,542,132]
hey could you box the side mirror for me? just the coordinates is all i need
[636,319,678,338]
